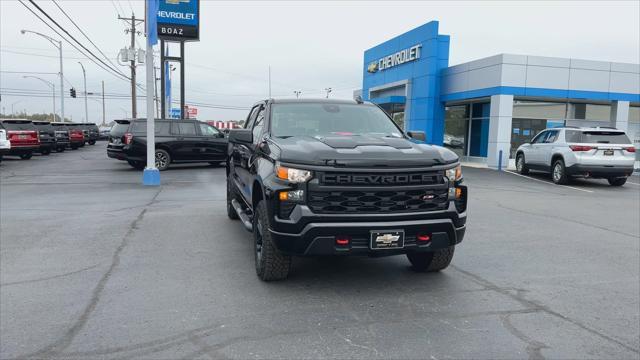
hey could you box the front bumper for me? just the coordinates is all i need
[268,201,466,256]
[566,164,634,178]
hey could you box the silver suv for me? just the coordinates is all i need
[515,127,636,186]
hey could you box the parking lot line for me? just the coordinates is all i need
[504,170,594,193]
[626,181,640,186]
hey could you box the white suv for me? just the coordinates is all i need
[515,127,636,186]
[0,125,11,163]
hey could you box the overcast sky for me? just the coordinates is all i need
[1,0,639,123]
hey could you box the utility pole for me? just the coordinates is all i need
[268,65,272,98]
[324,87,332,98]
[294,90,301,98]
[78,62,88,123]
[119,14,144,119]
[101,81,106,126]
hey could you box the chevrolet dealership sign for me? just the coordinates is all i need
[368,44,422,73]
[157,0,199,41]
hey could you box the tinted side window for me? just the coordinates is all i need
[199,123,221,137]
[177,122,197,135]
[531,131,548,144]
[252,106,265,144]
[545,130,559,143]
[565,130,581,143]
[245,105,261,129]
[1,122,35,131]
[131,121,171,135]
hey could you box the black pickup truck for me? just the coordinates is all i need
[227,99,467,281]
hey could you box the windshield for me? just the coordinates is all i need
[270,103,403,138]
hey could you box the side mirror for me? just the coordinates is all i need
[228,129,252,143]
[407,131,426,142]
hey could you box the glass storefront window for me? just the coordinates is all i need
[444,105,468,157]
[629,106,639,123]
[572,103,611,121]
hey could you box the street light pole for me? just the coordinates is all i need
[78,62,89,123]
[21,29,64,122]
[11,100,22,116]
[23,76,56,122]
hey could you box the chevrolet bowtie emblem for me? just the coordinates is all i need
[367,62,378,73]
[376,233,399,245]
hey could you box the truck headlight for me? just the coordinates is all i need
[276,164,313,183]
[444,165,462,183]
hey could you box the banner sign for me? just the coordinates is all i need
[157,0,199,41]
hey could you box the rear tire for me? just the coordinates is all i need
[155,149,171,171]
[407,247,455,272]
[551,159,569,185]
[254,200,291,281]
[20,152,33,160]
[41,148,51,155]
[89,140,96,145]
[56,146,65,153]
[227,178,239,220]
[608,177,627,186]
[516,153,529,175]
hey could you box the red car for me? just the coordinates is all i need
[0,119,40,159]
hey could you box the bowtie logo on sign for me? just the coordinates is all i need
[367,44,422,73]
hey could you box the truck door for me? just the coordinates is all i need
[233,105,262,200]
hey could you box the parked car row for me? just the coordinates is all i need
[0,119,101,163]
[106,118,228,171]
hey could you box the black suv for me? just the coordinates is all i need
[227,99,468,281]
[50,122,70,152]
[32,121,56,155]
[107,119,130,161]
[81,123,99,145]
[110,118,228,170]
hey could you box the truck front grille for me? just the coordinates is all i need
[308,189,448,214]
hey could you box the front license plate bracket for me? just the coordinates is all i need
[370,230,405,250]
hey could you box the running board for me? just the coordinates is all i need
[231,199,253,232]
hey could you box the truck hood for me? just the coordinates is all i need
[271,135,458,167]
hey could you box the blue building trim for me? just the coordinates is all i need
[370,96,406,105]
[441,86,640,102]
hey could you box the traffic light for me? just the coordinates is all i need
[70,88,76,98]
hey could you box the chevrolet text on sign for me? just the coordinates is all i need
[368,44,422,73]
[157,0,200,41]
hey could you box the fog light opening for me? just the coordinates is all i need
[335,236,351,246]
[417,233,431,242]
[455,187,463,199]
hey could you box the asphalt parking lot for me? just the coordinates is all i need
[1,144,639,359]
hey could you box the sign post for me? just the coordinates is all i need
[142,0,161,186]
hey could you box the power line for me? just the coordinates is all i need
[21,0,130,82]
[51,0,124,76]
[109,0,122,17]
[0,71,58,75]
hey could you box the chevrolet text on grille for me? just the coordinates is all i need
[321,173,437,185]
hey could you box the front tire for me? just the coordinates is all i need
[608,177,627,186]
[551,159,569,185]
[254,200,291,281]
[89,140,96,145]
[41,148,51,156]
[56,146,65,153]
[154,149,171,171]
[516,153,529,175]
[407,246,455,272]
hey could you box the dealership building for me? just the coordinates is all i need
[357,21,640,168]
